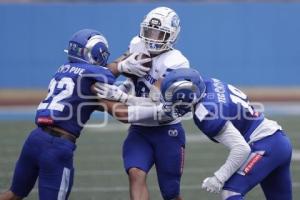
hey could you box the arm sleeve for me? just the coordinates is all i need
[126,84,160,105]
[194,103,227,140]
[127,104,159,123]
[213,121,251,183]
[126,96,154,106]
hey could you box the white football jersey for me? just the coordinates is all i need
[129,36,190,126]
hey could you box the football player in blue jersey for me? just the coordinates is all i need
[0,29,167,200]
[160,68,293,200]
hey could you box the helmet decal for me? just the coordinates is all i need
[149,18,161,27]
[171,15,180,28]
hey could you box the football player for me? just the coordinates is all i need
[160,68,293,200]
[94,7,189,200]
[0,29,169,200]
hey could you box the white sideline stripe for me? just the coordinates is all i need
[85,124,129,132]
[27,182,300,193]
[2,182,299,194]
[58,167,70,200]
[2,163,300,178]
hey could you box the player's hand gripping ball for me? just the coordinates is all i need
[118,53,152,78]
[136,53,152,69]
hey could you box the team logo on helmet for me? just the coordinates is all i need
[171,15,180,28]
[149,18,161,26]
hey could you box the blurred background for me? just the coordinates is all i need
[0,0,299,200]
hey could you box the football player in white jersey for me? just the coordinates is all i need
[95,7,189,200]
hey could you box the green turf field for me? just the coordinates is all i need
[0,116,299,200]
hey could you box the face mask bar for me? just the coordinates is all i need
[140,24,172,53]
[140,26,170,42]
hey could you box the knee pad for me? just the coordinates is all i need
[222,190,243,200]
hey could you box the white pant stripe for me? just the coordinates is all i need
[57,167,71,200]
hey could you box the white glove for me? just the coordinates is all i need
[117,52,151,77]
[118,78,136,96]
[94,83,129,103]
[201,175,224,193]
[155,103,177,124]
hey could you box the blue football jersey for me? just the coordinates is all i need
[35,63,115,137]
[193,78,264,142]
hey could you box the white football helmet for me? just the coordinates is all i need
[140,7,181,54]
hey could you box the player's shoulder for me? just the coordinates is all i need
[130,36,141,45]
[79,63,116,84]
[201,77,232,112]
[129,36,148,54]
[156,49,189,69]
[204,77,230,95]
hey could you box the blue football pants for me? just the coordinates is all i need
[223,130,292,200]
[123,123,186,200]
[10,128,76,200]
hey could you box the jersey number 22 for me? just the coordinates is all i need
[37,77,75,112]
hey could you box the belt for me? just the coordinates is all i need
[42,126,77,143]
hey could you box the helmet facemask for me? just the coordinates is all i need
[163,80,201,117]
[140,23,173,54]
[161,67,207,118]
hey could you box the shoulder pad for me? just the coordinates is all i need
[84,64,116,84]
[159,49,189,70]
[156,50,189,78]
[129,36,149,55]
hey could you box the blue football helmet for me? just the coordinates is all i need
[66,29,110,66]
[161,68,206,116]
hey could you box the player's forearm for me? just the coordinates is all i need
[127,83,161,106]
[126,96,154,106]
[127,105,160,123]
[107,62,121,77]
[213,121,251,183]
[99,99,160,123]
[107,51,130,77]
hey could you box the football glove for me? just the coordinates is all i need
[117,52,151,77]
[156,103,178,124]
[201,175,224,194]
[94,83,129,103]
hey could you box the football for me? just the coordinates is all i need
[136,53,152,69]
